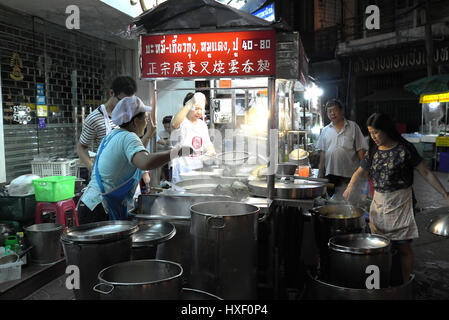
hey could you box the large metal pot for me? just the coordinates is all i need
[305,271,414,300]
[309,205,367,237]
[307,205,367,280]
[24,223,63,265]
[131,194,231,285]
[189,201,260,300]
[60,221,138,300]
[328,233,392,289]
[93,259,183,300]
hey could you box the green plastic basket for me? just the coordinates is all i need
[33,176,76,202]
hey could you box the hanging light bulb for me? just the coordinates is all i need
[429,101,440,109]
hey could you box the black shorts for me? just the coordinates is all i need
[77,201,108,225]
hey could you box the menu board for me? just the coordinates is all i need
[141,30,276,79]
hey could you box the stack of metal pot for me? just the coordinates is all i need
[304,204,414,299]
[307,204,368,280]
[327,233,392,289]
[131,193,231,285]
[61,221,138,300]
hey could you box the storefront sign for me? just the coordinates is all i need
[141,30,276,79]
[253,3,275,22]
[353,45,449,74]
[420,91,449,104]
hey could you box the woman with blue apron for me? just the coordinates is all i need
[77,96,192,224]
[93,129,142,220]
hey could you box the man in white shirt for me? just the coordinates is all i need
[77,76,154,173]
[171,92,216,182]
[317,99,368,195]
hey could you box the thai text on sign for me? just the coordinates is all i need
[141,30,276,79]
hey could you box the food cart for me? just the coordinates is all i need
[131,0,326,299]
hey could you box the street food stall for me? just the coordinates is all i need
[123,0,404,301]
[403,74,449,170]
[128,0,331,300]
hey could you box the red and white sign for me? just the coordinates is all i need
[141,30,276,79]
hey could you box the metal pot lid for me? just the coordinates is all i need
[427,214,449,237]
[329,233,391,255]
[132,221,176,247]
[190,201,259,217]
[61,221,138,243]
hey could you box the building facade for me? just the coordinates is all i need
[0,2,137,182]
[277,0,449,134]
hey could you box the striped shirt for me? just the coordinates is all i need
[79,105,118,153]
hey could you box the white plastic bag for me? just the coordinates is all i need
[8,174,41,196]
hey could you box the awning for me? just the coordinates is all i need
[132,0,290,33]
[404,74,449,96]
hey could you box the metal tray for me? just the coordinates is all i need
[132,221,176,247]
[61,221,138,243]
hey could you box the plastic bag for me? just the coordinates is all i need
[7,174,41,196]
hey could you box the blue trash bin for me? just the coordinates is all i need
[439,152,449,172]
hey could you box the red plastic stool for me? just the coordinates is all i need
[35,199,79,229]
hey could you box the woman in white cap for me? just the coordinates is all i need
[170,92,216,182]
[78,96,193,223]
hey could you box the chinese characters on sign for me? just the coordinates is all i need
[141,30,276,79]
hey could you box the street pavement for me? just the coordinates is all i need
[411,170,449,300]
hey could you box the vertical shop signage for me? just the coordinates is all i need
[36,83,47,117]
[141,30,276,79]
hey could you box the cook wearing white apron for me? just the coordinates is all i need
[171,118,212,183]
